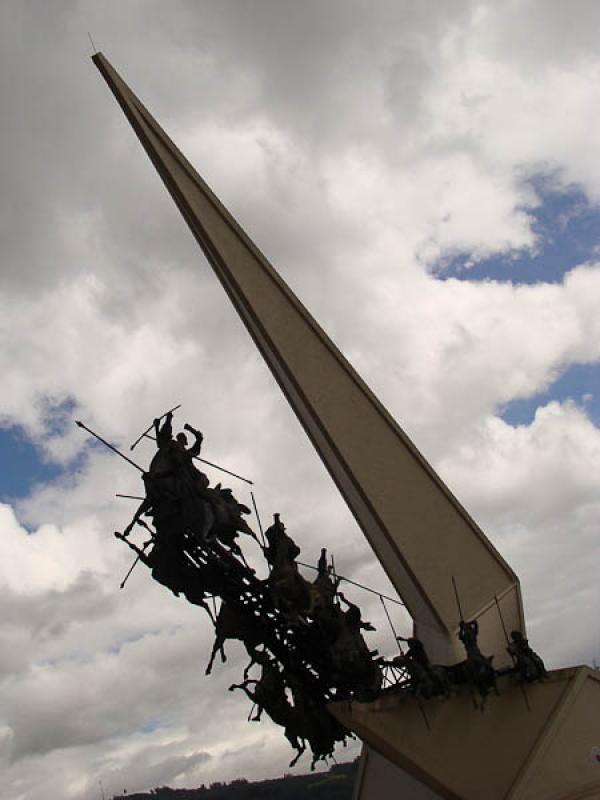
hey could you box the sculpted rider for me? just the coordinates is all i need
[508,630,548,682]
[397,635,430,668]
[153,412,209,490]
[458,620,480,654]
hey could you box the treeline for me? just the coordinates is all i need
[112,759,358,800]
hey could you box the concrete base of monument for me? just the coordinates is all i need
[329,666,600,800]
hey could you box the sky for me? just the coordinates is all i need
[0,1,599,798]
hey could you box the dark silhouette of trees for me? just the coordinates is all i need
[113,759,357,800]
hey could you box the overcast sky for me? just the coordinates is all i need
[1,2,600,798]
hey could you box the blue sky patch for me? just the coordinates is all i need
[500,362,599,426]
[0,426,63,502]
[435,177,600,429]
[438,178,600,285]
[141,719,164,734]
[0,398,80,502]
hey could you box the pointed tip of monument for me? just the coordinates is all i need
[87,32,101,60]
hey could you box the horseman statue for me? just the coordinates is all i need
[74,406,548,771]
[124,412,256,558]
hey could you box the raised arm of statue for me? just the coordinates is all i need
[155,411,174,447]
[184,423,203,457]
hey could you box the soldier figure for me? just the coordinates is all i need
[153,413,209,491]
[317,547,328,577]
[458,620,480,653]
[264,515,310,625]
[393,635,451,698]
[457,619,497,707]
[264,513,300,565]
[397,635,430,668]
[313,549,340,609]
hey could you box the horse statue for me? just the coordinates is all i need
[287,674,351,769]
[203,484,258,564]
[392,653,451,699]
[205,600,263,675]
[323,594,382,698]
[229,654,308,767]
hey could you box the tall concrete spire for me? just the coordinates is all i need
[92,52,524,662]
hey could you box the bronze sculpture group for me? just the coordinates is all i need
[82,409,547,767]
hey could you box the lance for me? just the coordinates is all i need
[115,530,143,549]
[130,403,181,451]
[452,574,483,709]
[380,595,431,730]
[380,595,403,655]
[120,548,145,589]
[250,491,266,548]
[451,575,465,623]
[115,532,151,589]
[139,432,253,485]
[75,421,144,473]
[494,593,511,644]
[193,454,253,485]
[296,561,405,608]
[116,493,144,500]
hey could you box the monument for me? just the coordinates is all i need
[90,52,600,799]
